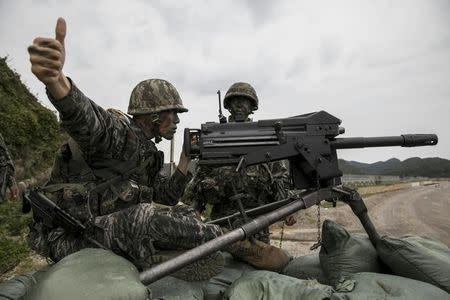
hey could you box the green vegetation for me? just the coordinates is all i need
[0,201,32,274]
[339,158,450,178]
[0,57,67,180]
[0,57,67,277]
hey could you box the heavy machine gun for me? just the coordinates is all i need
[184,110,437,190]
[140,110,438,284]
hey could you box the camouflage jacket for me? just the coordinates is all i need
[45,80,191,221]
[182,161,289,220]
[0,133,15,188]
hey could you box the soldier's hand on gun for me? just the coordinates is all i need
[28,17,71,99]
[178,143,192,175]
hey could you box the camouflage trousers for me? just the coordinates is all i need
[28,203,223,266]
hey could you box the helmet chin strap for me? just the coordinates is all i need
[151,113,163,143]
[134,113,163,143]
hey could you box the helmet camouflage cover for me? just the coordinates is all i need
[127,79,188,115]
[223,82,258,111]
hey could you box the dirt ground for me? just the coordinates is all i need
[271,181,450,257]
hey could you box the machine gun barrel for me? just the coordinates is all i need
[331,134,438,149]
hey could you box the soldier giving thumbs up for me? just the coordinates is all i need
[28,17,71,100]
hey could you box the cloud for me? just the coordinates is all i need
[0,0,449,163]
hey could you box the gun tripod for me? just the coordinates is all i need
[140,186,381,284]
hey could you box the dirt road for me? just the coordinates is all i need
[271,181,450,256]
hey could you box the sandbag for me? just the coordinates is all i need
[319,219,382,285]
[377,235,450,293]
[282,254,328,284]
[331,272,450,300]
[223,270,333,300]
[147,276,203,300]
[0,266,49,300]
[24,248,151,300]
[192,253,256,300]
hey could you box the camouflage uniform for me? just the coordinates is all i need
[182,82,289,243]
[27,79,222,265]
[0,133,16,202]
[183,163,288,220]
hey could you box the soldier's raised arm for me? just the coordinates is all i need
[28,18,71,100]
[28,18,128,158]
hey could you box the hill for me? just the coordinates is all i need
[339,157,450,178]
[0,57,67,179]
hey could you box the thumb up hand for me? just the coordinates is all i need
[28,18,71,99]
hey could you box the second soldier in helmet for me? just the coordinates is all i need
[183,82,295,244]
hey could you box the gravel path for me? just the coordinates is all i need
[271,181,450,257]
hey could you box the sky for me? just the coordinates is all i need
[1,0,449,163]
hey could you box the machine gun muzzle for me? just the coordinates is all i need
[331,134,438,149]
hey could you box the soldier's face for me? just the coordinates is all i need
[228,97,252,122]
[159,110,180,140]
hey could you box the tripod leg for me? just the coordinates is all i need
[334,187,381,247]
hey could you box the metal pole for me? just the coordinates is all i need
[139,188,336,285]
[170,137,175,175]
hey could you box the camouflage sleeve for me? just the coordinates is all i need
[152,168,193,206]
[48,80,129,159]
[269,160,289,201]
[180,179,195,206]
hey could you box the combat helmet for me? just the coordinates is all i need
[127,79,188,115]
[223,82,258,111]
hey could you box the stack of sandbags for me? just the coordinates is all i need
[147,276,204,300]
[377,235,450,294]
[0,267,49,300]
[223,271,449,300]
[24,248,151,300]
[282,254,328,284]
[224,270,333,300]
[331,272,449,299]
[319,219,385,285]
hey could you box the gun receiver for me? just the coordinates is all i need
[184,110,438,189]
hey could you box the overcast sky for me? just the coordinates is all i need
[1,0,449,163]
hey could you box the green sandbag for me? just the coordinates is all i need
[377,235,450,293]
[223,270,333,300]
[331,272,450,300]
[0,266,49,300]
[148,276,203,300]
[319,219,382,285]
[282,254,328,284]
[191,252,256,300]
[24,248,151,300]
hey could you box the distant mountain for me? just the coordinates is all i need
[0,57,67,179]
[338,157,450,178]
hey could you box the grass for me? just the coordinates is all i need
[0,200,39,280]
[357,182,410,197]
[0,199,48,282]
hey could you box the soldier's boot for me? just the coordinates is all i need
[146,250,225,282]
[225,238,291,272]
